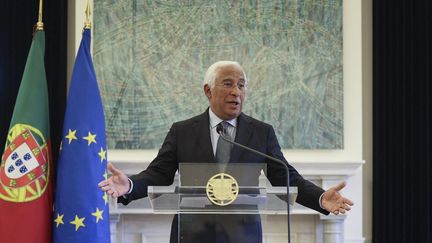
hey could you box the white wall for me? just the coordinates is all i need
[68,0,372,242]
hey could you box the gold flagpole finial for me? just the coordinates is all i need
[84,0,92,29]
[36,0,44,30]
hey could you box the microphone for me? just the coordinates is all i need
[216,123,292,243]
[216,123,224,135]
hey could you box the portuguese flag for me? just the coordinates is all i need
[0,30,53,243]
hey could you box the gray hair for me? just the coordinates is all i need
[203,61,248,88]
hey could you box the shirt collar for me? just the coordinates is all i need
[209,108,237,129]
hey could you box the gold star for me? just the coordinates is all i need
[103,192,109,205]
[83,132,97,146]
[54,213,64,227]
[98,147,107,162]
[103,170,108,180]
[92,208,104,223]
[65,129,78,144]
[70,215,86,231]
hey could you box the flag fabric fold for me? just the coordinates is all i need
[0,30,53,243]
[53,29,110,243]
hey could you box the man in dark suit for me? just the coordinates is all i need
[99,61,353,242]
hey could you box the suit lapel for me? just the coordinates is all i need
[194,109,217,163]
[230,113,252,163]
[194,110,254,163]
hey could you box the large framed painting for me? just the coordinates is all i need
[93,0,343,149]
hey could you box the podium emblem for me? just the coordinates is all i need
[206,173,239,206]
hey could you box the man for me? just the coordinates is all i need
[99,61,353,242]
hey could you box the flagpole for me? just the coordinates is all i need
[36,0,44,30]
[84,0,92,29]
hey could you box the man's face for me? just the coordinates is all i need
[204,65,246,120]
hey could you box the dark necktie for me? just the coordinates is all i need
[215,121,232,163]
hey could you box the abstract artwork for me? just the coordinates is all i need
[93,0,343,149]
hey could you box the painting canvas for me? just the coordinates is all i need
[93,0,343,149]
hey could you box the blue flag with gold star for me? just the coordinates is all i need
[53,29,110,243]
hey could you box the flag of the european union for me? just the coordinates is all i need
[53,29,110,243]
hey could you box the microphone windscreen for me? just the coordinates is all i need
[216,123,224,135]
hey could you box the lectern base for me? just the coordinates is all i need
[170,214,262,243]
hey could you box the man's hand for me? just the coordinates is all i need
[98,163,130,198]
[321,181,354,215]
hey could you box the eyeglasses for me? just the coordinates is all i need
[215,81,247,91]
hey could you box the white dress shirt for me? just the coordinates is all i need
[208,108,237,156]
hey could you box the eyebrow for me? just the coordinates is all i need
[221,77,245,82]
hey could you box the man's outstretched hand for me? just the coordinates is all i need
[98,163,130,198]
[321,181,354,215]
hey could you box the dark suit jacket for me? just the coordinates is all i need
[119,109,329,242]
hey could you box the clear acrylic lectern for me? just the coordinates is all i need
[148,163,297,243]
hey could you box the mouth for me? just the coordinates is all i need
[227,101,240,107]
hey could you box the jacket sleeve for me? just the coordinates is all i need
[265,125,329,215]
[118,123,179,205]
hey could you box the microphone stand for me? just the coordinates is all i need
[217,126,291,243]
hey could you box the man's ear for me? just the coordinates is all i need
[204,84,211,99]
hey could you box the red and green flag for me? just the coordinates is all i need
[0,30,53,243]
